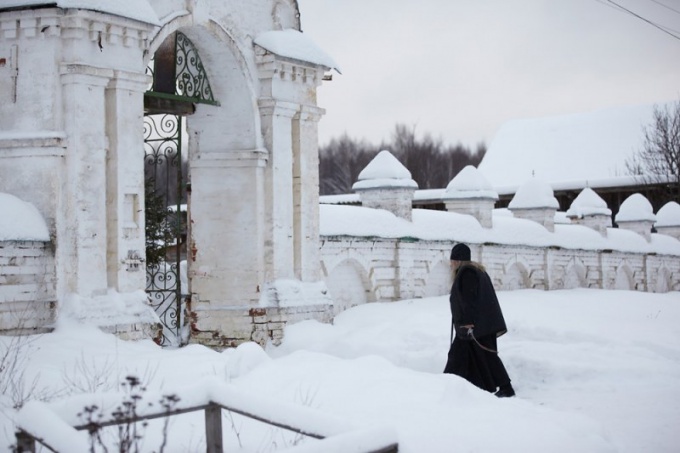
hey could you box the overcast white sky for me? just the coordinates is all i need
[297,0,680,148]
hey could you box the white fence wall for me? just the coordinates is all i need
[0,240,55,333]
[320,237,680,308]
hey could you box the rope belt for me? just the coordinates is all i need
[451,325,499,354]
[470,330,498,354]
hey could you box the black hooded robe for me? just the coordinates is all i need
[443,263,511,392]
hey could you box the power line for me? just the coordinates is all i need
[647,0,680,17]
[602,0,680,41]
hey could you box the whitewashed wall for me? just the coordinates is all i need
[0,241,55,334]
[320,237,680,308]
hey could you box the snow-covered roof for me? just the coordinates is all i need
[566,187,612,218]
[254,29,340,73]
[443,165,498,200]
[508,178,559,210]
[479,103,667,189]
[615,193,656,223]
[655,201,680,228]
[0,192,50,241]
[352,150,418,191]
[0,0,160,25]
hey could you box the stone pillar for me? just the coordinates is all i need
[259,98,299,281]
[615,193,655,242]
[568,214,612,236]
[616,219,655,242]
[58,64,113,299]
[509,207,557,232]
[352,151,418,221]
[442,165,498,228]
[357,187,417,221]
[293,105,325,281]
[105,70,150,292]
[444,199,496,228]
[654,202,680,240]
[508,179,559,232]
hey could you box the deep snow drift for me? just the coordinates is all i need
[1,288,679,452]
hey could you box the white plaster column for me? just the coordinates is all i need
[58,64,113,298]
[293,105,325,281]
[259,98,299,281]
[105,70,150,292]
[189,150,268,308]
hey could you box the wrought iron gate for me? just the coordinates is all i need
[144,114,186,347]
[143,31,218,347]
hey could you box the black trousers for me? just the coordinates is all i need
[443,334,511,392]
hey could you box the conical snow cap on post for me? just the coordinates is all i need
[352,150,418,221]
[508,178,559,232]
[654,201,680,240]
[442,165,498,228]
[566,187,612,236]
[615,193,656,241]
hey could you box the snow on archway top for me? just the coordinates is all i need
[508,178,559,209]
[615,193,656,223]
[443,165,498,200]
[0,192,50,241]
[254,29,341,73]
[566,187,612,218]
[0,0,159,25]
[352,150,418,191]
[655,201,680,228]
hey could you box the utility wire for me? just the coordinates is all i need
[647,0,680,17]
[595,0,680,34]
[603,0,680,41]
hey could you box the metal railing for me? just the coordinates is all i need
[15,380,399,453]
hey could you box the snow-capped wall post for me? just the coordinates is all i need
[508,179,560,232]
[442,165,498,228]
[654,202,680,240]
[566,188,612,236]
[615,193,656,242]
[352,151,418,221]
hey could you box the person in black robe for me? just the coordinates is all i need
[443,243,515,397]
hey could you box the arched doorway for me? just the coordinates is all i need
[143,31,219,346]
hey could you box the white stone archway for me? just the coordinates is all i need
[423,260,453,298]
[325,259,375,314]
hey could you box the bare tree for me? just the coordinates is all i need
[318,124,486,195]
[626,100,680,201]
[319,133,378,195]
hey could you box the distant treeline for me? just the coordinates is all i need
[319,124,486,195]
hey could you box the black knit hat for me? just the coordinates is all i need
[450,243,471,261]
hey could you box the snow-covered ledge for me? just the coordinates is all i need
[352,151,418,221]
[508,178,559,232]
[654,201,680,240]
[59,290,161,341]
[566,187,612,236]
[442,165,498,228]
[615,193,656,242]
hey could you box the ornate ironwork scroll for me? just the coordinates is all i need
[175,32,216,103]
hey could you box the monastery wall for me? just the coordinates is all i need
[0,240,55,334]
[320,237,680,307]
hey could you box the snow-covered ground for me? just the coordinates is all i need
[2,288,679,452]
